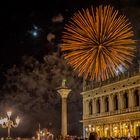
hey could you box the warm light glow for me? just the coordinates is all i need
[61,5,136,81]
[88,124,91,128]
[106,127,109,130]
[7,111,12,118]
[85,128,88,132]
[15,116,20,124]
[3,118,8,123]
[0,118,7,125]
[113,127,118,130]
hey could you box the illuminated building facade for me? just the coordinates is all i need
[81,65,140,138]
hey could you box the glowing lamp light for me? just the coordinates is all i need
[7,111,12,118]
[3,118,8,123]
[1,111,20,138]
[106,127,109,130]
[0,118,7,125]
[88,124,91,128]
[15,116,20,125]
[85,128,88,132]
[92,127,95,132]
[113,127,117,130]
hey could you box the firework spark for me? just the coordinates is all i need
[61,5,136,81]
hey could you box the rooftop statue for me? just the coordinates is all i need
[62,79,67,88]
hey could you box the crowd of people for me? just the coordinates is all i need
[62,132,140,140]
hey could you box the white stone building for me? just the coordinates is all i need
[81,67,140,138]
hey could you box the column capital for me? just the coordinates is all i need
[57,88,71,98]
[109,94,113,99]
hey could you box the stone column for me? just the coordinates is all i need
[93,98,96,114]
[138,88,140,106]
[83,100,86,118]
[57,80,71,138]
[120,122,122,137]
[128,89,133,108]
[101,97,105,113]
[130,121,133,136]
[110,124,113,137]
[102,124,105,137]
[138,61,140,72]
[85,100,88,115]
[109,95,113,112]
[118,92,123,109]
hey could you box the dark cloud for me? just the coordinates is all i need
[0,53,82,137]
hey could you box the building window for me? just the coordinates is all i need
[105,97,109,112]
[123,92,128,109]
[96,99,100,113]
[114,95,118,110]
[89,100,93,115]
[134,90,139,106]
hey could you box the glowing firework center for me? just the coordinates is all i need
[61,5,136,81]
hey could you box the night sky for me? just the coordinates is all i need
[0,0,140,138]
[0,0,140,66]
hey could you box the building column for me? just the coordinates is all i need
[57,80,71,138]
[110,124,113,137]
[118,92,123,109]
[100,125,103,137]
[84,100,88,116]
[130,121,133,136]
[109,94,113,112]
[86,100,89,115]
[103,124,105,137]
[93,98,96,114]
[128,89,134,108]
[101,97,105,113]
[138,60,140,72]
[83,100,86,118]
[138,88,140,106]
[120,122,122,137]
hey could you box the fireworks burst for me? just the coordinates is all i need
[61,5,136,81]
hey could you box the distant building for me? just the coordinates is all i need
[81,63,140,138]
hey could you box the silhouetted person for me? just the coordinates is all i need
[89,132,97,140]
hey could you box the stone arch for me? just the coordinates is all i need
[114,94,118,110]
[134,89,139,107]
[105,96,109,112]
[96,98,100,113]
[123,92,128,109]
[88,99,93,115]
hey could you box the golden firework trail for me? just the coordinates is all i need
[61,5,136,81]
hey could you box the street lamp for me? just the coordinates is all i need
[1,111,20,139]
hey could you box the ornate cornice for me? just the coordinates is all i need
[82,111,140,125]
